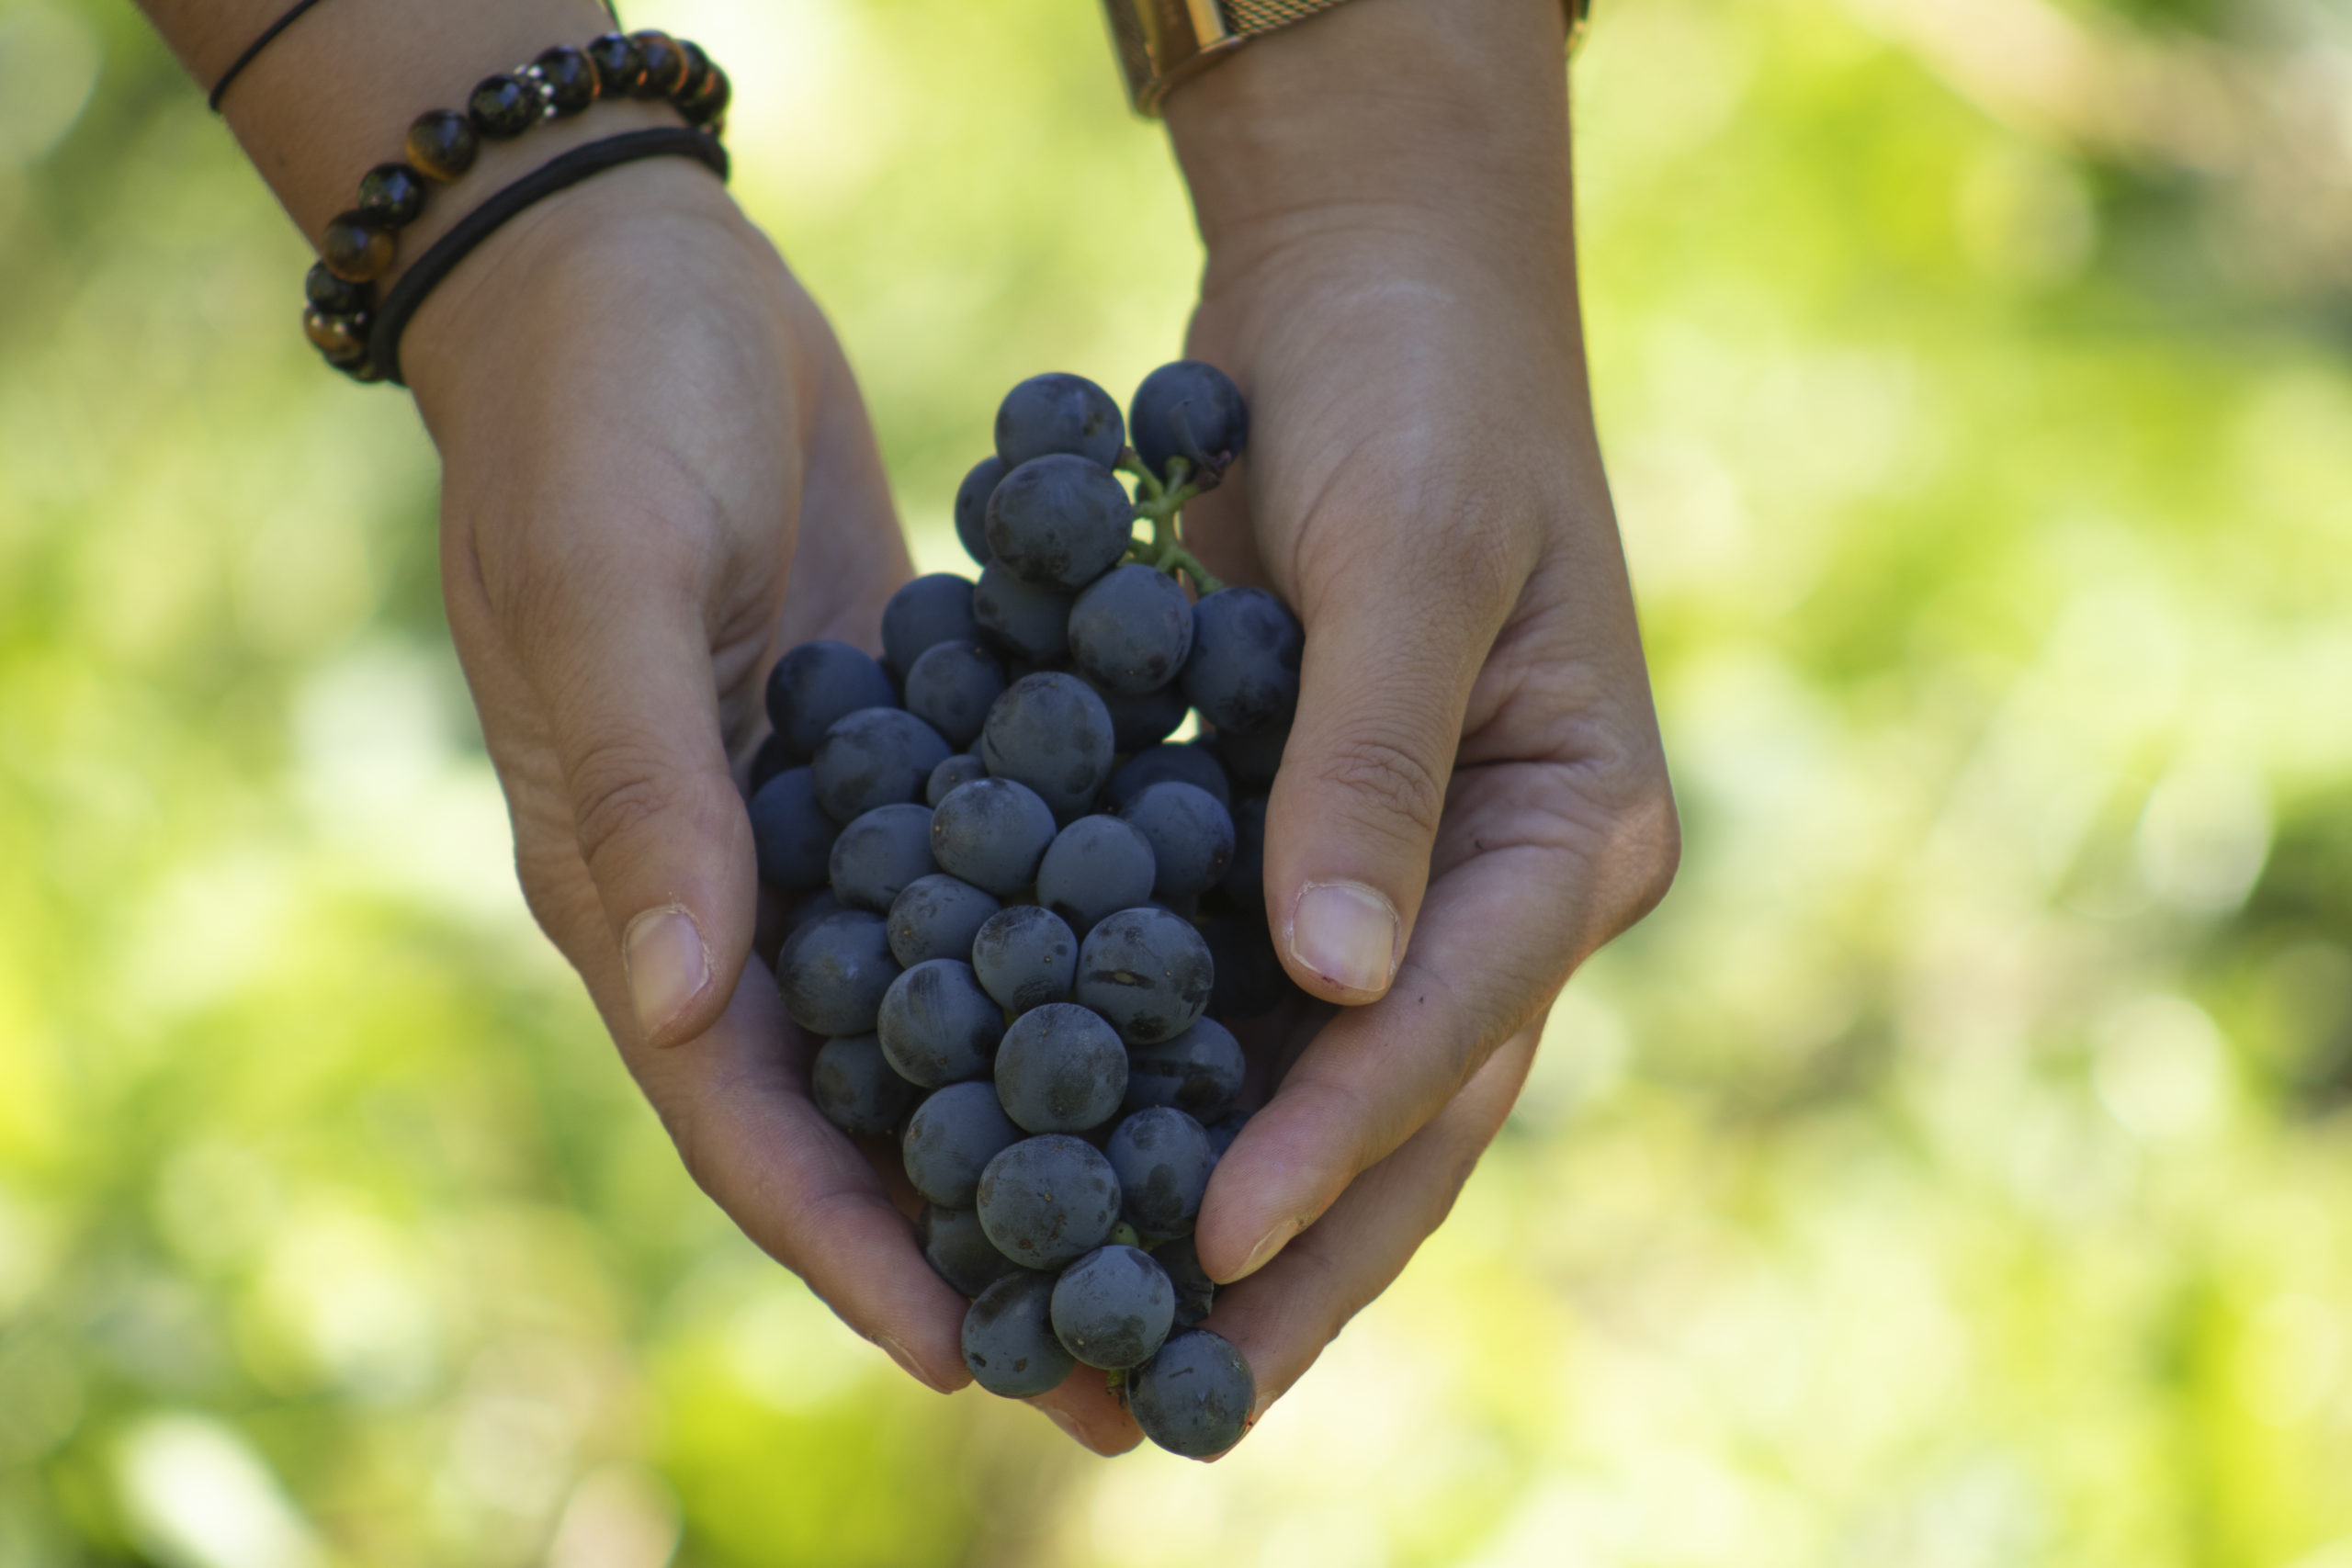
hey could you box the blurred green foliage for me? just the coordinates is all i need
[3,0,2351,1563]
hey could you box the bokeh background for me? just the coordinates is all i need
[6,0,2352,1561]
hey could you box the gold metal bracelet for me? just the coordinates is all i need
[1103,0,1594,117]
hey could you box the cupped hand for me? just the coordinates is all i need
[406,162,977,1392]
[1030,0,1681,1454]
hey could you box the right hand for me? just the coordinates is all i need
[407,161,978,1392]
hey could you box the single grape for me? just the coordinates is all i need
[972,558,1074,665]
[994,1002,1129,1134]
[749,766,838,891]
[1106,1107,1216,1236]
[810,1033,917,1135]
[1203,913,1285,1019]
[1208,718,1289,790]
[962,1269,1074,1398]
[1222,795,1266,908]
[976,1134,1122,1271]
[887,874,1001,967]
[1130,360,1249,485]
[1182,588,1304,736]
[876,958,1005,1088]
[919,1203,1023,1299]
[969,905,1078,1014]
[984,455,1135,592]
[1121,781,1235,898]
[925,752,989,807]
[1035,815,1157,937]
[980,671,1115,822]
[810,707,953,824]
[829,803,936,912]
[995,371,1125,469]
[1087,676,1190,753]
[1129,1329,1254,1459]
[903,1080,1023,1208]
[1204,1111,1247,1159]
[1124,1017,1245,1123]
[1068,564,1194,695]
[1076,907,1214,1045]
[1049,1245,1176,1370]
[1152,1233,1216,1328]
[749,731,789,794]
[1105,743,1232,812]
[776,909,901,1036]
[781,887,846,938]
[930,776,1057,896]
[765,640,899,762]
[955,456,1008,566]
[902,639,1005,750]
[882,573,980,673]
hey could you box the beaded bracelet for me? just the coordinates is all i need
[300,28,730,383]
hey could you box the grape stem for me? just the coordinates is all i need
[1119,450,1225,596]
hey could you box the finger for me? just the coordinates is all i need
[1029,1365,1144,1456]
[1198,1025,1538,1448]
[1264,528,1526,1005]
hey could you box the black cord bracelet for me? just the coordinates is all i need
[366,126,729,386]
[209,0,623,113]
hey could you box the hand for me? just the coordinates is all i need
[409,164,978,1391]
[1031,0,1679,1452]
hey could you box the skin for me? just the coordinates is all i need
[138,0,1677,1454]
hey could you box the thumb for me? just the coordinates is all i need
[527,565,761,1048]
[1262,551,1505,1004]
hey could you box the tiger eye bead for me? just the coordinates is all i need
[405,109,479,181]
[303,261,371,316]
[679,63,729,127]
[468,73,539,138]
[584,32,642,96]
[673,39,711,101]
[319,210,394,282]
[533,44,598,114]
[628,30,686,98]
[302,307,370,366]
[356,163,426,227]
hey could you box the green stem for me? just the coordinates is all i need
[1122,456,1225,595]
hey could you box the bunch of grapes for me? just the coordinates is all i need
[748,365,1302,1458]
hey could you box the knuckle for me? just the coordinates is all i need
[1310,728,1450,848]
[566,734,684,876]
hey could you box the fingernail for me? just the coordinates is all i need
[876,1335,944,1393]
[1285,880,1399,997]
[624,905,710,1043]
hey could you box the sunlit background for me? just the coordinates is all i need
[6,0,2352,1561]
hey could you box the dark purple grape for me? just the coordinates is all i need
[902,639,1005,749]
[776,909,900,1036]
[765,640,898,762]
[970,905,1078,1014]
[1069,564,1194,695]
[962,1270,1073,1397]
[930,775,1057,896]
[994,1002,1128,1134]
[1222,795,1266,908]
[882,573,980,673]
[995,372,1125,469]
[1121,781,1235,898]
[1035,815,1157,937]
[1106,1107,1215,1236]
[1204,1111,1247,1159]
[1153,1233,1216,1328]
[1050,1245,1174,1370]
[810,1033,917,1134]
[1130,361,1249,486]
[1088,677,1190,753]
[829,803,935,912]
[1208,718,1288,789]
[976,1134,1121,1271]
[749,766,838,891]
[984,455,1134,592]
[904,1081,1022,1207]
[876,958,1005,1088]
[749,730,789,793]
[980,672,1115,822]
[926,752,989,807]
[782,887,846,937]
[972,559,1074,665]
[920,1203,1022,1298]
[810,707,952,824]
[1124,1017,1245,1123]
[887,874,1001,967]
[1076,907,1213,1045]
[1130,1330,1253,1458]
[1182,588,1303,736]
[1106,743,1231,812]
[955,457,1008,567]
